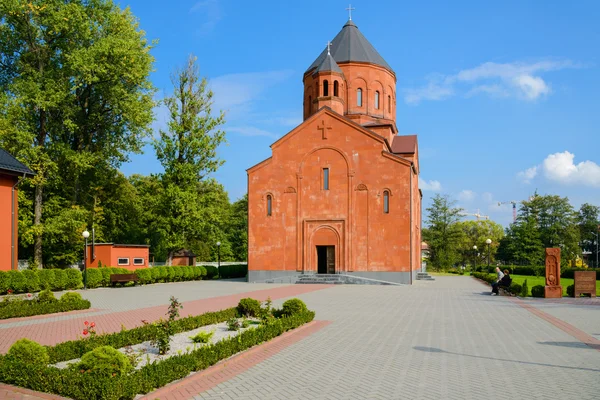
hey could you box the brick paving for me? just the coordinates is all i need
[2,277,600,399]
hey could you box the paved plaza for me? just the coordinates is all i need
[1,276,599,399]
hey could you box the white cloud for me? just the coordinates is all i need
[210,70,294,112]
[405,60,578,104]
[542,151,600,187]
[517,166,538,184]
[190,0,223,34]
[227,126,279,139]
[419,178,442,191]
[517,151,600,187]
[458,190,476,202]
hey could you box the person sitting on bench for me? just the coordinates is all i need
[492,269,511,295]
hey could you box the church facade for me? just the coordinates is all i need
[247,19,422,284]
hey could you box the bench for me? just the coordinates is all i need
[498,286,514,296]
[109,273,138,286]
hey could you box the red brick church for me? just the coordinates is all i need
[247,17,422,284]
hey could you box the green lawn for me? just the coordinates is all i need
[510,275,600,297]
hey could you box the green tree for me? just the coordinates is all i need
[498,216,545,266]
[0,0,155,267]
[152,55,226,263]
[578,203,599,267]
[228,194,248,261]
[456,220,504,267]
[423,194,463,270]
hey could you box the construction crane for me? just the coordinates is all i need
[459,209,490,221]
[497,201,517,222]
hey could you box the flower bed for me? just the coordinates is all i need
[0,297,314,400]
[0,291,91,320]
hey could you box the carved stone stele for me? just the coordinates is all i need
[544,248,562,299]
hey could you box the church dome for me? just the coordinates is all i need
[306,20,393,74]
[315,52,343,74]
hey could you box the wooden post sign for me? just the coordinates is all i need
[544,248,562,299]
[574,271,596,298]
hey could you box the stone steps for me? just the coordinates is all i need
[295,274,402,286]
[416,272,435,281]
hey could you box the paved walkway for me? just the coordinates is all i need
[1,277,599,400]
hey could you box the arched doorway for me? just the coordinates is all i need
[311,226,340,274]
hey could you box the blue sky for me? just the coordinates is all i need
[119,0,600,226]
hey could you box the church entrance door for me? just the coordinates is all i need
[316,245,335,274]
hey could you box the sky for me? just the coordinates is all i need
[119,0,600,226]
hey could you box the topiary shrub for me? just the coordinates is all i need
[37,289,57,303]
[150,267,161,283]
[8,270,27,293]
[567,284,575,297]
[22,270,40,292]
[65,269,82,290]
[100,268,112,287]
[7,338,49,366]
[52,269,67,291]
[86,269,103,289]
[198,266,207,279]
[135,268,152,284]
[60,292,83,303]
[521,279,529,297]
[37,269,55,290]
[204,265,218,279]
[281,298,308,316]
[173,266,183,282]
[237,298,261,317]
[0,271,10,294]
[509,283,522,296]
[531,285,545,298]
[77,345,132,376]
[166,266,176,282]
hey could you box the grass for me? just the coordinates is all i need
[508,275,600,297]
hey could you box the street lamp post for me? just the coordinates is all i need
[216,241,221,270]
[486,238,492,269]
[82,230,90,290]
[473,245,477,272]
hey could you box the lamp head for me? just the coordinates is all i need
[486,238,492,245]
[473,245,477,250]
[82,230,90,239]
[216,241,221,247]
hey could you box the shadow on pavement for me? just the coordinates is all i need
[538,341,600,351]
[413,346,600,372]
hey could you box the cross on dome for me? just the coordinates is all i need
[346,4,355,20]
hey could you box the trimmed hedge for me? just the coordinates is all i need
[0,292,91,320]
[531,285,545,298]
[204,265,218,279]
[0,309,314,400]
[218,264,248,279]
[0,266,209,295]
[490,266,600,280]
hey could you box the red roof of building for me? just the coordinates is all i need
[391,135,417,154]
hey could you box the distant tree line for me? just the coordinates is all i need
[423,194,599,270]
[0,1,247,267]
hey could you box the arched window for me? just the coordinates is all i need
[383,190,389,213]
[333,81,339,97]
[388,95,391,112]
[323,80,329,96]
[357,88,362,107]
[267,195,272,216]
[375,91,380,109]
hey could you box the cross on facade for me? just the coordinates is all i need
[317,120,332,140]
[346,4,355,20]
[327,41,332,55]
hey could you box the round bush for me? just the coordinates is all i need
[531,285,545,298]
[0,271,10,294]
[135,268,152,284]
[237,298,261,317]
[566,284,575,297]
[37,269,55,291]
[166,267,176,282]
[7,338,49,366]
[181,266,192,281]
[60,292,83,303]
[100,268,112,286]
[52,269,67,291]
[156,266,168,282]
[22,270,41,292]
[86,269,103,289]
[509,283,522,295]
[37,289,57,303]
[77,346,132,376]
[8,270,27,293]
[150,267,160,282]
[198,265,207,278]
[65,269,82,290]
[173,266,183,281]
[281,298,308,316]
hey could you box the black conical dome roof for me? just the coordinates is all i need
[306,20,393,74]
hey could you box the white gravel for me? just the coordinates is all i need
[53,318,260,370]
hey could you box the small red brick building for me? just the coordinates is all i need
[247,18,422,284]
[170,249,197,266]
[0,148,35,271]
[84,243,149,271]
